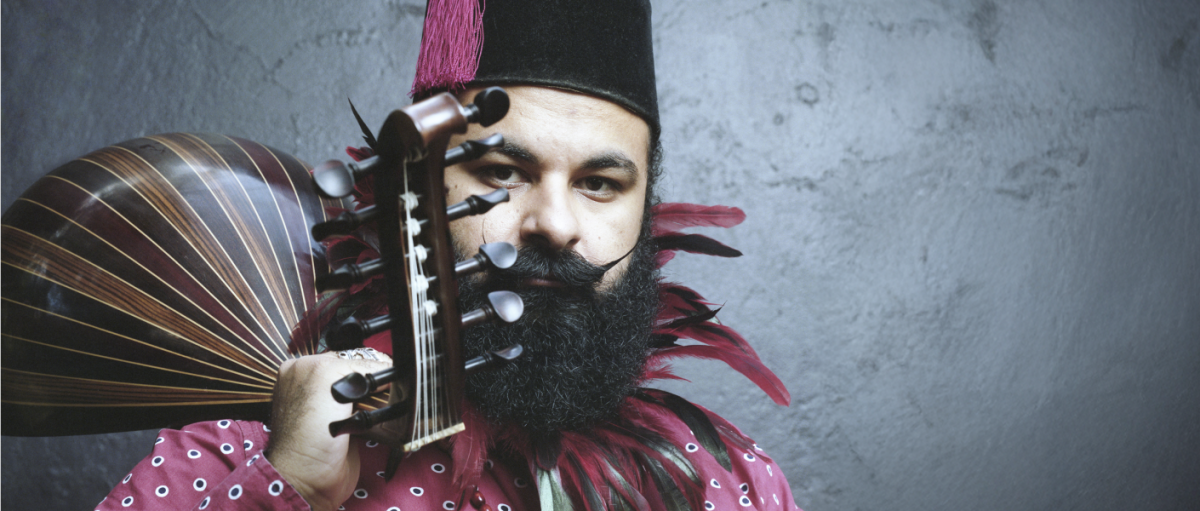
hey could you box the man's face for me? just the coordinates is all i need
[445,86,651,288]
[443,86,659,434]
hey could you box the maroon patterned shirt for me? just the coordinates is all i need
[98,416,799,510]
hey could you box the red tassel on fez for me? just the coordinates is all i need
[411,0,486,96]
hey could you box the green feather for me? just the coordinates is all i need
[537,467,575,511]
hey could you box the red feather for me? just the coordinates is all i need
[654,250,676,268]
[449,405,491,492]
[651,203,746,236]
[651,345,790,406]
[346,145,374,162]
[658,321,760,359]
[657,284,718,324]
[287,292,344,356]
[640,362,688,383]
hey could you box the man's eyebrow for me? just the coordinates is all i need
[582,152,640,181]
[496,142,539,165]
[495,142,640,180]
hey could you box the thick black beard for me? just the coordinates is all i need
[457,235,660,435]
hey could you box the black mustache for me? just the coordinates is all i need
[490,246,633,289]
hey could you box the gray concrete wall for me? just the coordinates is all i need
[3,1,1198,510]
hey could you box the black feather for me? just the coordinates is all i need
[567,455,607,511]
[383,447,403,480]
[348,98,378,151]
[663,285,706,303]
[654,233,742,258]
[661,286,711,311]
[609,422,699,486]
[534,432,563,470]
[636,388,732,472]
[649,333,679,349]
[602,452,650,511]
[658,308,721,331]
[637,452,693,511]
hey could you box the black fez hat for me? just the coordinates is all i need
[410,0,659,138]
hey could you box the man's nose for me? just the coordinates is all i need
[519,184,580,252]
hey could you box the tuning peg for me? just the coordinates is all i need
[464,344,523,375]
[463,87,509,127]
[454,242,518,277]
[446,188,509,221]
[312,205,378,241]
[444,133,504,167]
[316,258,384,293]
[311,156,382,199]
[329,402,406,437]
[331,367,400,404]
[461,291,524,328]
[326,314,391,351]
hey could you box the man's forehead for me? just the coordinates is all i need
[461,85,652,165]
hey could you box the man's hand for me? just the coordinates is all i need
[265,353,391,511]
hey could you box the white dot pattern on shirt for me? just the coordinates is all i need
[123,419,792,511]
[243,440,253,451]
[218,420,230,429]
[122,473,131,484]
[199,496,210,509]
[121,496,133,507]
[155,437,164,445]
[193,478,206,491]
[388,508,401,511]
[365,440,379,448]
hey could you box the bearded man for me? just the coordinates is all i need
[98,1,799,510]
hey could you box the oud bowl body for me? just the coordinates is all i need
[1,133,342,436]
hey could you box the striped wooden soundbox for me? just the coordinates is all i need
[2,133,343,436]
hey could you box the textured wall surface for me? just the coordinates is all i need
[3,1,1199,510]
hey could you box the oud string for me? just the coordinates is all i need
[403,168,439,444]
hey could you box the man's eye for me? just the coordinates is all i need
[481,166,521,184]
[581,176,613,192]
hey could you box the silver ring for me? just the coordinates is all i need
[336,347,385,361]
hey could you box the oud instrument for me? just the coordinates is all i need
[1,88,522,450]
